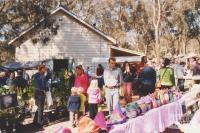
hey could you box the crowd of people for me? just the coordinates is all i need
[1,55,200,131]
[66,55,200,129]
[0,69,29,89]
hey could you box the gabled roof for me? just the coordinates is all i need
[8,6,116,45]
[110,45,145,56]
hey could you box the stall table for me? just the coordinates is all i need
[110,99,183,133]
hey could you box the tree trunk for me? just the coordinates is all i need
[177,35,182,55]
[144,43,148,55]
[196,38,200,54]
[182,36,186,55]
[152,0,161,63]
[155,26,160,61]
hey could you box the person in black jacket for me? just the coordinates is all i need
[14,70,28,89]
[96,64,104,90]
[122,61,137,103]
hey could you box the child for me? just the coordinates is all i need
[87,79,101,119]
[67,88,81,128]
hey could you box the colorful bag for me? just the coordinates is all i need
[164,91,169,104]
[125,102,140,118]
[168,90,174,102]
[107,102,127,126]
[138,103,148,114]
[158,91,165,105]
[151,98,158,108]
[156,99,161,107]
[94,112,107,131]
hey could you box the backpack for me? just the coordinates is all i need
[67,95,80,112]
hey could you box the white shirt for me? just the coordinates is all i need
[103,67,122,87]
[175,64,186,79]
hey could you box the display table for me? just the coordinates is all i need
[110,100,183,133]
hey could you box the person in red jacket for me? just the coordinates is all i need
[74,65,89,95]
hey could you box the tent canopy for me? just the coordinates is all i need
[3,61,41,71]
[92,56,142,63]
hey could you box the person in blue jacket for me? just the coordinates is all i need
[67,88,80,128]
[32,64,49,129]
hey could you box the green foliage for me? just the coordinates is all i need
[51,69,71,107]
[0,85,34,124]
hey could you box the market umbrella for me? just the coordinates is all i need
[23,61,41,70]
[0,66,8,72]
[4,62,24,70]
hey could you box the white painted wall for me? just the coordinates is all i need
[15,11,110,69]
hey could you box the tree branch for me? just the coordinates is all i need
[0,0,5,13]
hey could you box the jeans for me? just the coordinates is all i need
[33,89,45,126]
[89,103,98,119]
[178,79,185,92]
[122,82,132,103]
[105,88,119,115]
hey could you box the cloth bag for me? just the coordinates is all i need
[107,102,127,127]
[125,102,140,118]
[46,91,53,107]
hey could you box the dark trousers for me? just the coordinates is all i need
[89,103,98,119]
[177,79,185,92]
[33,89,45,126]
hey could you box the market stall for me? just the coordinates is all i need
[110,99,183,133]
[0,59,74,132]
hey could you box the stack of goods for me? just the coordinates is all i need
[181,84,200,108]
[106,88,182,127]
[107,102,127,126]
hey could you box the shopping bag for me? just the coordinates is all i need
[46,91,53,107]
